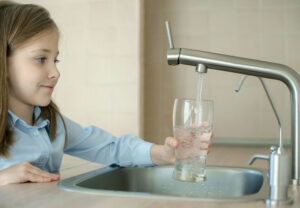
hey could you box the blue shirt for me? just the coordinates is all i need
[0,106,154,173]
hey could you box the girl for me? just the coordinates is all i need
[0,1,212,186]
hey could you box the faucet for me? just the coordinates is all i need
[165,21,300,186]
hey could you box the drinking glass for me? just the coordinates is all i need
[172,98,213,182]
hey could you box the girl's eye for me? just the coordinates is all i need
[54,59,60,64]
[37,57,47,64]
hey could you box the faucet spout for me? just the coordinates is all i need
[167,47,300,185]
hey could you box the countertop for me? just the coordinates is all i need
[1,146,299,208]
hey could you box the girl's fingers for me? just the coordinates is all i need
[26,164,59,180]
[29,169,59,181]
[165,137,178,148]
[0,162,59,185]
[25,172,52,183]
[29,167,59,180]
[199,141,212,154]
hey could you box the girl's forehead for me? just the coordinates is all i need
[17,29,59,53]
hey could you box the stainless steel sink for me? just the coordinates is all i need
[58,165,269,202]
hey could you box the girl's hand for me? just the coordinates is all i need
[0,162,60,186]
[150,132,214,166]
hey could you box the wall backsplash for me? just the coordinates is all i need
[143,0,300,144]
[15,0,300,145]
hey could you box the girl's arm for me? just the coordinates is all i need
[0,162,59,186]
[61,115,213,167]
[62,116,154,167]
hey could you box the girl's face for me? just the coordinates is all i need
[7,29,60,108]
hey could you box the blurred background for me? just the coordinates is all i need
[17,0,300,146]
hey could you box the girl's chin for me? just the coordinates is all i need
[37,99,52,107]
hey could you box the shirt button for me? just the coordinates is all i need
[33,131,39,136]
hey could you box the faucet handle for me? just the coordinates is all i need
[248,154,270,165]
[248,146,278,165]
[165,21,174,49]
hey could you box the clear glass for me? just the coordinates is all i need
[172,98,213,182]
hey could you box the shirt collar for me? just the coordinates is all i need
[8,109,19,127]
[8,106,50,129]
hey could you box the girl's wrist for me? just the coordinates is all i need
[150,144,171,166]
[150,144,162,165]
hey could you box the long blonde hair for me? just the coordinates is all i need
[0,0,67,157]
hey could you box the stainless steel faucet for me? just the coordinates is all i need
[165,21,300,186]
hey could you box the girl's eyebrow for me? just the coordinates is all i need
[30,49,59,55]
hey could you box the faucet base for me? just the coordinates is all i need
[266,198,293,206]
[291,179,300,186]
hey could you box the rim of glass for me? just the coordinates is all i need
[174,98,213,103]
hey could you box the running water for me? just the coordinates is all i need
[196,72,204,102]
[196,72,204,123]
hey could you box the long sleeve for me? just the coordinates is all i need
[62,116,154,167]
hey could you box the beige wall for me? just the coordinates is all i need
[15,0,300,145]
[143,0,300,144]
[17,0,143,138]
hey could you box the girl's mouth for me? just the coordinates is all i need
[41,86,54,90]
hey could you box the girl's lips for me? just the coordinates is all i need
[41,86,54,90]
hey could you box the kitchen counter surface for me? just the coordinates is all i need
[1,146,299,208]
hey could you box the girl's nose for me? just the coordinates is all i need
[48,65,60,80]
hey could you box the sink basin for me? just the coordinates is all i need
[58,165,269,202]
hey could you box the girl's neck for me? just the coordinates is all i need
[8,99,34,126]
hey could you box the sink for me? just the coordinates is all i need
[58,165,269,202]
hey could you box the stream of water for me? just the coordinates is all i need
[196,72,204,123]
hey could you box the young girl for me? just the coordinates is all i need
[0,1,212,186]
